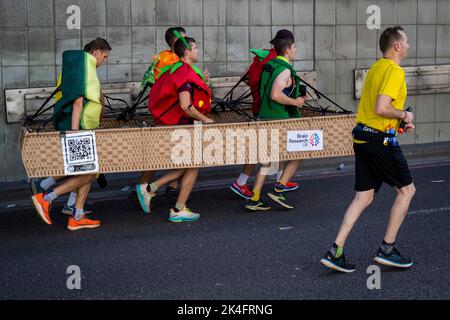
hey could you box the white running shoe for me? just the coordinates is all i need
[168,207,200,222]
[136,183,155,214]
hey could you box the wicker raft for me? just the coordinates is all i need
[20,109,356,178]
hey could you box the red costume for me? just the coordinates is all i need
[247,48,277,116]
[149,62,211,125]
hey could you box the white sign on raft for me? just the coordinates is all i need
[287,130,324,152]
[61,131,100,175]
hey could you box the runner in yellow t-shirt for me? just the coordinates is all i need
[354,57,407,142]
[320,26,416,273]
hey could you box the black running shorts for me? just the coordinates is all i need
[353,137,413,192]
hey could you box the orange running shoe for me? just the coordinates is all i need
[67,216,101,231]
[31,193,52,225]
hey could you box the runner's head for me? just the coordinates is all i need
[379,26,409,60]
[83,38,111,67]
[174,37,198,64]
[270,29,296,62]
[166,27,186,49]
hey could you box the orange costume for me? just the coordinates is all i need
[153,50,180,79]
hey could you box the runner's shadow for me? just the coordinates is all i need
[377,265,413,273]
[318,269,352,278]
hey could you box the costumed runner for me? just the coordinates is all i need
[138,36,214,222]
[229,46,300,201]
[31,38,111,231]
[30,40,108,217]
[136,27,211,209]
[245,29,305,212]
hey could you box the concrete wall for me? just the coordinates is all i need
[1,0,450,182]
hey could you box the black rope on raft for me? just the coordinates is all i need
[113,83,151,121]
[23,85,61,129]
[299,77,352,114]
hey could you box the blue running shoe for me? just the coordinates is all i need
[61,205,94,216]
[374,246,414,268]
[274,182,299,193]
[320,250,356,273]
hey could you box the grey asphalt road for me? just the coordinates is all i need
[1,160,450,300]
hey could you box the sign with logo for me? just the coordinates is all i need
[287,130,324,152]
[61,131,100,175]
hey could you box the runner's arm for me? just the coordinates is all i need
[271,69,304,107]
[203,69,210,83]
[100,92,106,120]
[375,94,413,123]
[404,123,415,133]
[179,91,214,123]
[71,97,84,130]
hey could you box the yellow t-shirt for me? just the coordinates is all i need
[55,74,62,101]
[355,58,407,142]
[54,53,102,130]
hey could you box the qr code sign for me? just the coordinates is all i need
[67,137,95,163]
[61,131,99,175]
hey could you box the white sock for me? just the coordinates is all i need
[43,191,57,202]
[237,173,249,186]
[74,208,84,221]
[67,192,77,207]
[277,170,283,181]
[40,177,56,191]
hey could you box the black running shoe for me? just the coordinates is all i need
[96,174,108,188]
[245,199,271,211]
[374,246,414,268]
[267,191,294,209]
[320,250,356,273]
[30,179,45,195]
[164,186,179,201]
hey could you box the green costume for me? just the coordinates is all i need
[258,56,302,120]
[249,48,272,61]
[53,50,102,131]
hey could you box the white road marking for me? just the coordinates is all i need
[408,207,450,216]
